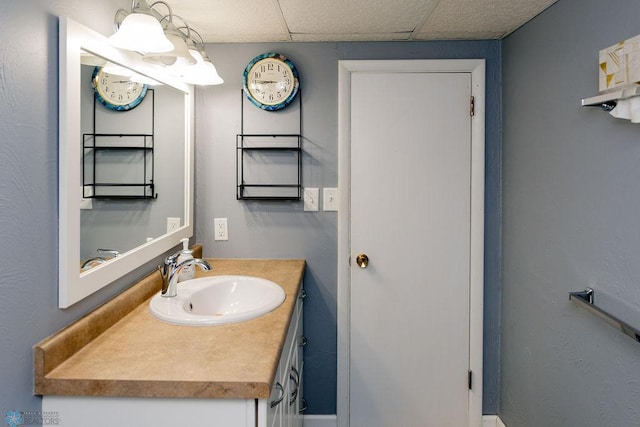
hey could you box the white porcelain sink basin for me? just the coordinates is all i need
[149,275,286,326]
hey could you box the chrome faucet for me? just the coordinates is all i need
[158,252,211,297]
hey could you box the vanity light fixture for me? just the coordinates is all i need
[179,29,224,86]
[109,1,174,54]
[109,0,223,86]
[143,15,196,67]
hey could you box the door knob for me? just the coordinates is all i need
[356,253,369,268]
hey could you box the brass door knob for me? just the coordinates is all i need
[356,253,369,268]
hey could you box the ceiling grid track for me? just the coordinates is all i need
[271,0,293,41]
[409,0,443,40]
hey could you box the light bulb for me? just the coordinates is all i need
[109,13,174,54]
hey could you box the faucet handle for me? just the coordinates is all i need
[97,248,120,257]
[164,251,182,266]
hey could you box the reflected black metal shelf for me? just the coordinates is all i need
[83,89,157,200]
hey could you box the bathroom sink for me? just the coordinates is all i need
[149,275,286,326]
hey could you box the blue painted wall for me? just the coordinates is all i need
[0,0,160,414]
[195,40,502,414]
[0,0,501,417]
[502,0,640,425]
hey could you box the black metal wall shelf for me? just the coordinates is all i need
[83,89,157,200]
[236,90,302,201]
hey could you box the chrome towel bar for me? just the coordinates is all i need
[569,288,640,343]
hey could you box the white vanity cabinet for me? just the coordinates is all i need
[42,290,305,427]
[262,290,305,427]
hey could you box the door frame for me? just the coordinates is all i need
[337,59,485,426]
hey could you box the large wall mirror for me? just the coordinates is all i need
[59,17,194,308]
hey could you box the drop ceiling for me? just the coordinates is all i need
[164,0,558,43]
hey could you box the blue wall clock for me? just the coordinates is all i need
[92,66,148,111]
[243,52,300,111]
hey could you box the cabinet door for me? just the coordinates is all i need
[263,288,304,427]
[287,349,303,427]
[286,292,304,427]
[266,376,285,427]
[292,304,305,427]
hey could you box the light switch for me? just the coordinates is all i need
[304,188,319,211]
[323,188,338,211]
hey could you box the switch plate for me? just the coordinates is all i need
[167,217,180,233]
[214,218,228,241]
[323,188,338,211]
[304,188,319,211]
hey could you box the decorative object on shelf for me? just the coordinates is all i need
[599,34,640,93]
[236,90,302,201]
[108,0,223,86]
[608,96,640,123]
[243,52,300,111]
[583,33,640,121]
[92,66,148,111]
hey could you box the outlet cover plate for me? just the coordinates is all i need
[167,217,180,233]
[304,188,319,211]
[214,218,228,241]
[323,188,338,211]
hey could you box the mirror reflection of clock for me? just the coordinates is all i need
[243,52,300,111]
[92,66,148,111]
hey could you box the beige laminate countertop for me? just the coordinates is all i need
[34,258,305,399]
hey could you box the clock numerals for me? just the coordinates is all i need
[243,53,299,110]
[93,67,147,110]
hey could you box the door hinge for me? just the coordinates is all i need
[470,96,475,117]
[468,370,473,390]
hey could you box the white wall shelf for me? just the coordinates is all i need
[582,86,640,110]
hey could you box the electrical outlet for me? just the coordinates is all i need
[167,217,181,233]
[323,188,338,211]
[214,218,228,241]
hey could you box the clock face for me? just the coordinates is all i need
[243,53,299,111]
[92,67,148,111]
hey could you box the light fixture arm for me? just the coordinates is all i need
[149,1,175,26]
[113,0,174,31]
[189,28,206,50]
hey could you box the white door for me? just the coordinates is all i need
[338,61,484,427]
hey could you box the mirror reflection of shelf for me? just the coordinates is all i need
[83,89,157,200]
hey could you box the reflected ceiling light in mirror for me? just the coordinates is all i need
[81,52,107,66]
[102,62,134,77]
[131,72,163,85]
[109,1,173,54]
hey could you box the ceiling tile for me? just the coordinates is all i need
[160,0,558,42]
[415,0,558,39]
[279,0,440,36]
[291,32,413,42]
[164,0,290,42]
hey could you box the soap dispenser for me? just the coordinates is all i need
[177,238,195,281]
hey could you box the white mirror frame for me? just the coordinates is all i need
[59,17,194,308]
